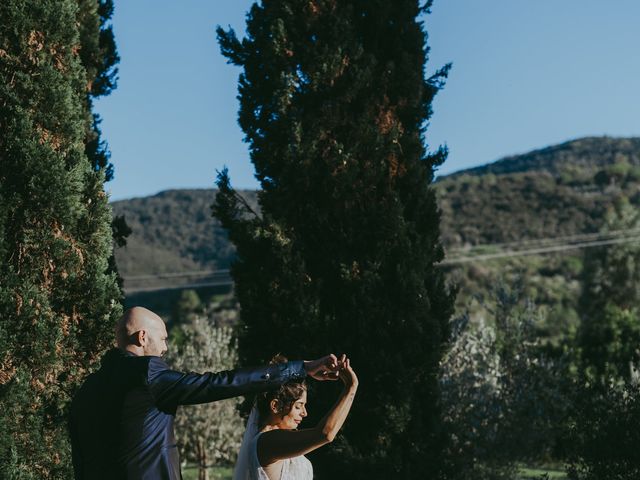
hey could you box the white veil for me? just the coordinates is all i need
[233,404,261,480]
[232,401,314,480]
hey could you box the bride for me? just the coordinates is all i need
[233,355,358,480]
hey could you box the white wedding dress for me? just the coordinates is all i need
[233,407,313,480]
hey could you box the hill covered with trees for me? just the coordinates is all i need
[438,136,640,248]
[112,189,257,277]
[113,136,640,278]
[111,135,640,348]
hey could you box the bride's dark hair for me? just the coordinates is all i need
[241,354,307,424]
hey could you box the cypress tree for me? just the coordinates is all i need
[215,1,453,477]
[0,1,121,477]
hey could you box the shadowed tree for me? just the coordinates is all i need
[214,1,453,477]
[441,281,573,479]
[578,197,640,384]
[0,1,121,477]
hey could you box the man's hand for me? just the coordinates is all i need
[304,354,342,381]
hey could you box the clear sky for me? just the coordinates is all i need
[96,0,640,201]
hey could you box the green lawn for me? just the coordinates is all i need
[181,463,566,479]
[181,465,232,480]
[518,465,567,479]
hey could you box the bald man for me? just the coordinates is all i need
[69,307,339,480]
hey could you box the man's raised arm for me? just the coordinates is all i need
[148,354,339,411]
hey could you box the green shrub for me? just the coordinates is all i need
[567,382,640,480]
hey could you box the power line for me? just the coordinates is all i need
[125,269,230,281]
[445,227,640,255]
[125,278,233,294]
[121,229,640,292]
[442,235,640,265]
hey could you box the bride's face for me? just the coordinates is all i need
[277,390,308,430]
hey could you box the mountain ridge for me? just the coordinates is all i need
[441,136,640,179]
[112,136,640,279]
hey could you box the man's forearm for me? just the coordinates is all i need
[149,359,307,408]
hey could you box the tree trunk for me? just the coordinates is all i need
[197,438,209,480]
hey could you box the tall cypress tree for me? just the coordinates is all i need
[215,1,453,477]
[0,1,121,477]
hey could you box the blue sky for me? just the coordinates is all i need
[97,0,640,201]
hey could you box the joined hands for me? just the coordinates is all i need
[304,354,358,388]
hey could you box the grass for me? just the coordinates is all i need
[180,462,566,480]
[181,465,232,480]
[518,465,567,479]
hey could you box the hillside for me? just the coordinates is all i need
[112,189,258,277]
[438,136,640,247]
[112,136,640,329]
[444,136,640,179]
[113,136,640,276]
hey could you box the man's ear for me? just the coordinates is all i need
[270,399,280,415]
[136,330,146,346]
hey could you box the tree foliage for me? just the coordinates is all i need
[567,199,640,478]
[567,382,640,480]
[578,198,640,384]
[0,1,121,477]
[440,282,571,479]
[165,299,243,479]
[214,1,453,477]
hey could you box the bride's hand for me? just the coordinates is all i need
[338,357,358,390]
[304,354,340,381]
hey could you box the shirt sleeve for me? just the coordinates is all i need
[146,357,306,411]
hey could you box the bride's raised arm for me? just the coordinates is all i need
[257,358,358,466]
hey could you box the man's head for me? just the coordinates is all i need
[115,307,168,357]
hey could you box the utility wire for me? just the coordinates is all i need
[442,235,640,265]
[446,227,640,254]
[121,229,640,292]
[125,278,233,294]
[125,269,230,281]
